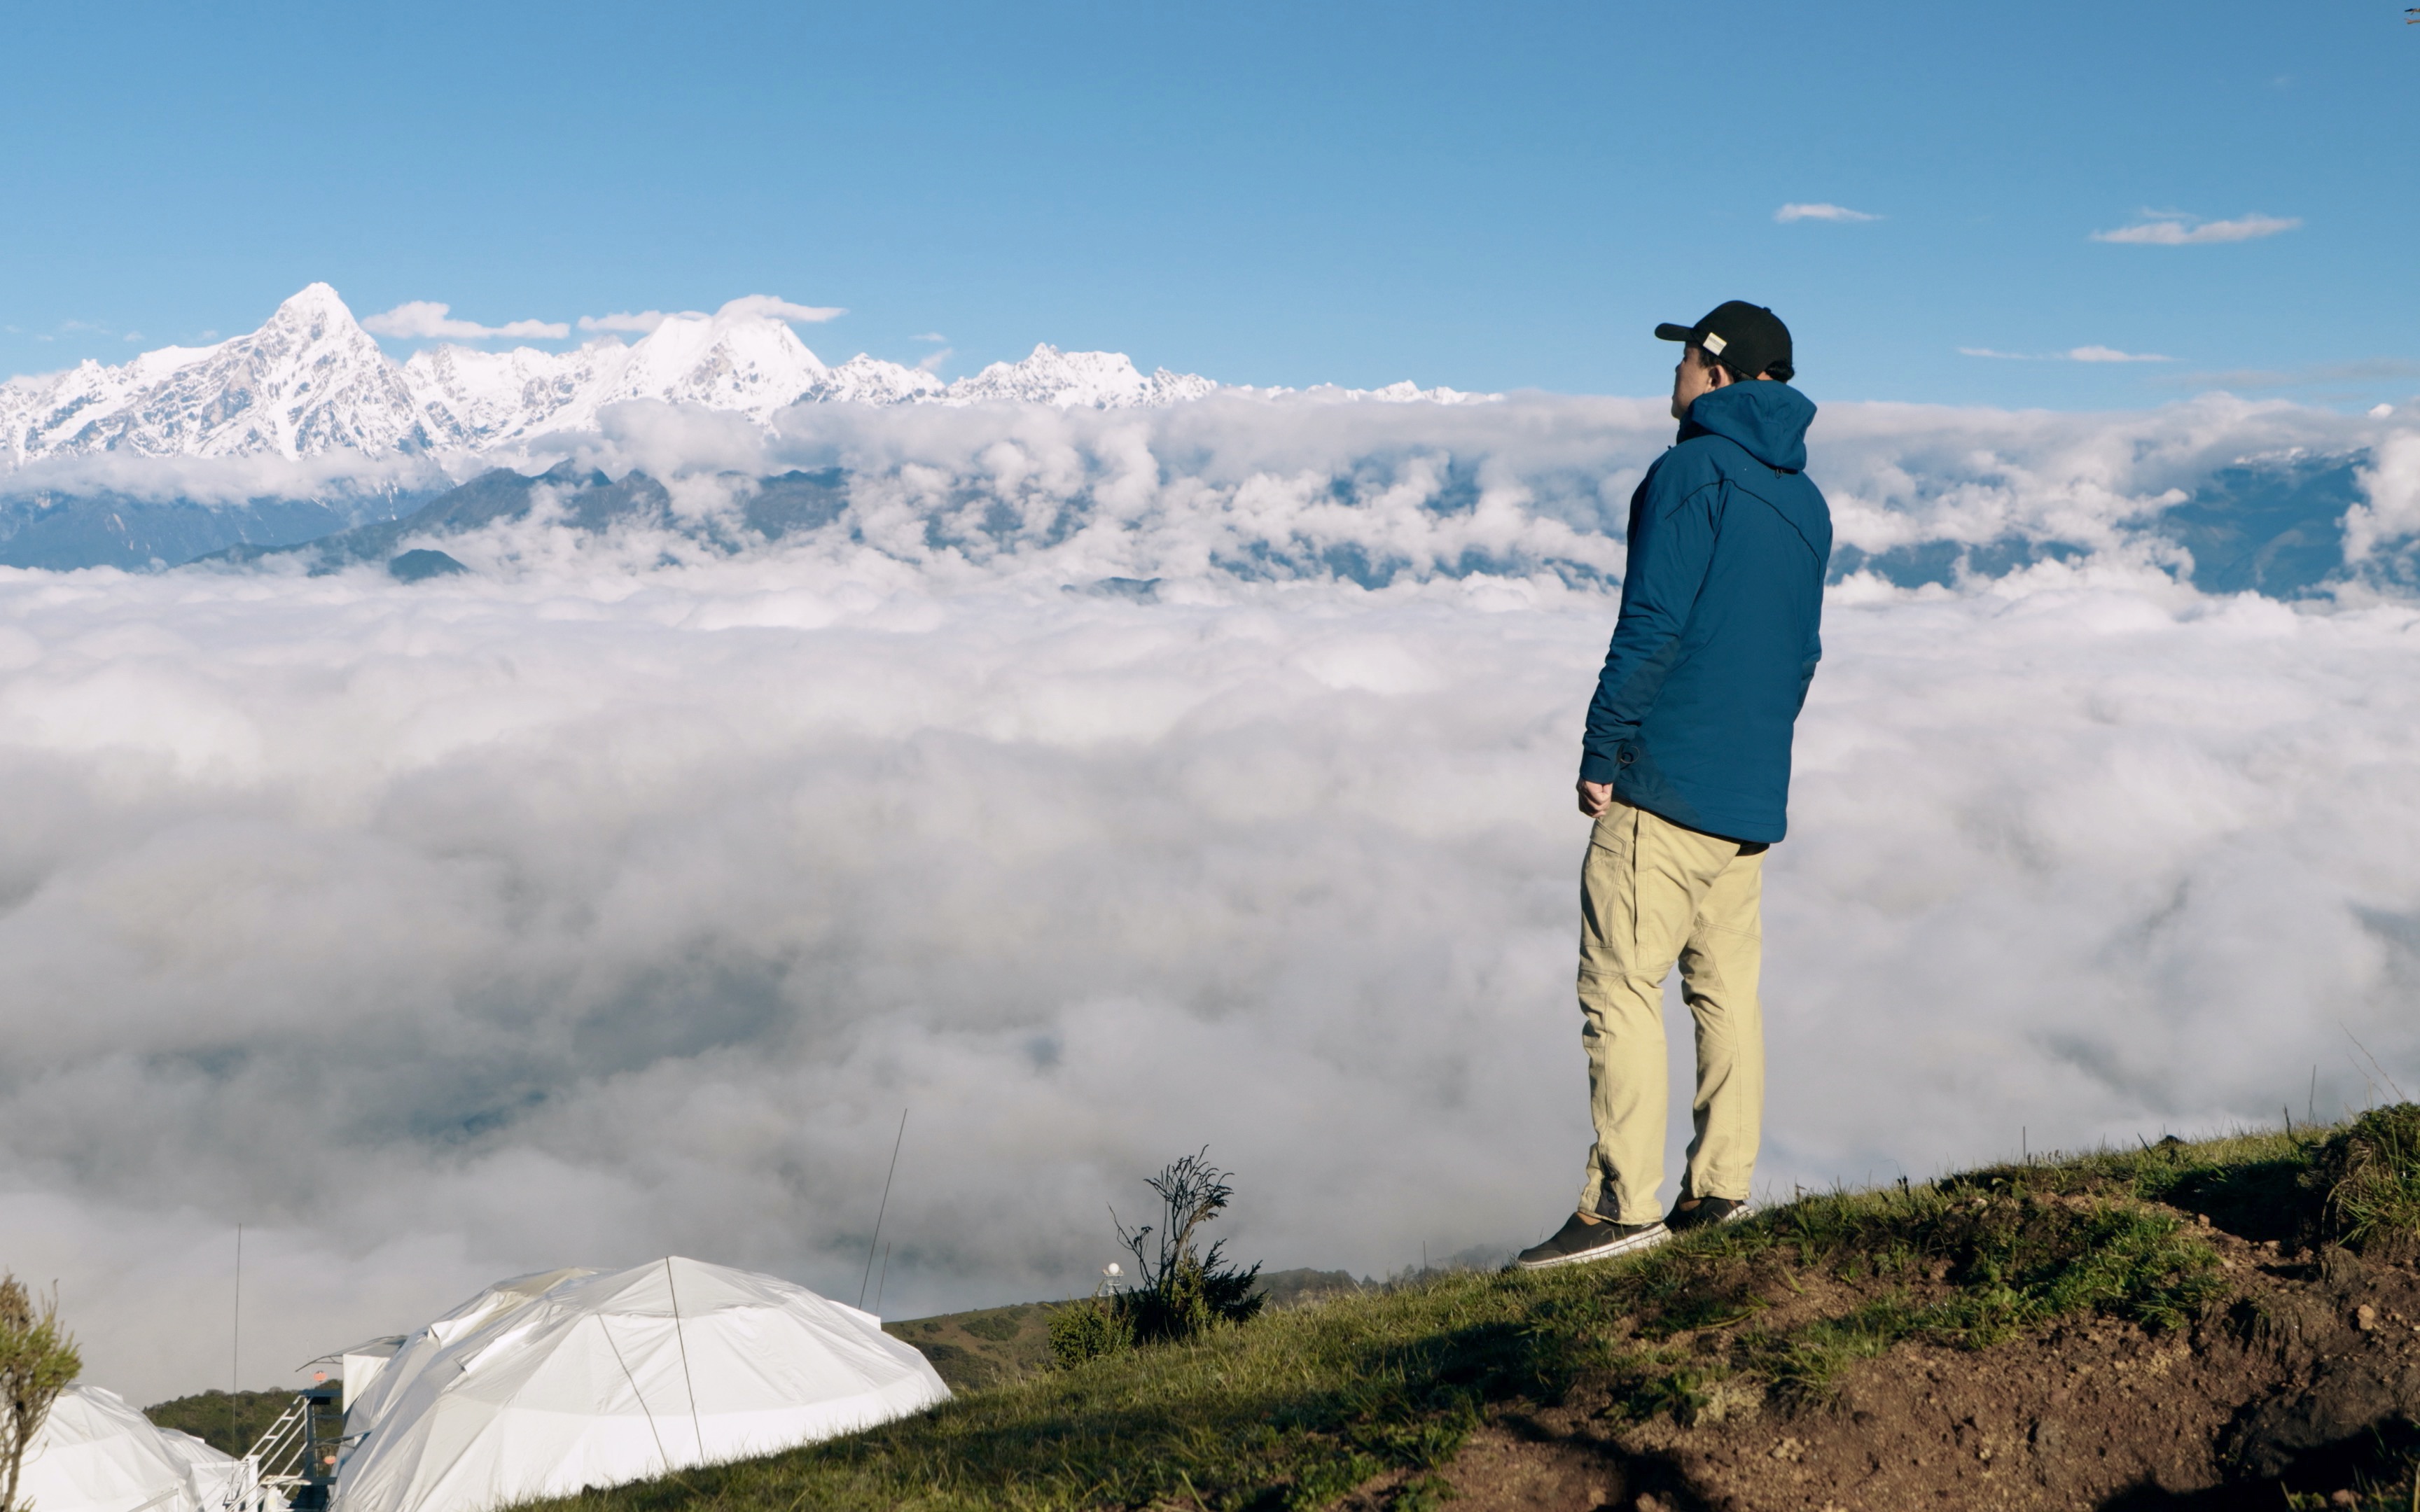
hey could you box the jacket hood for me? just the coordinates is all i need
[1681,382,1816,472]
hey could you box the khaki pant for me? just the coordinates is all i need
[1576,799,1765,1224]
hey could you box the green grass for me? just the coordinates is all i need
[527,1111,2420,1512]
[884,1303,1062,1392]
[1584,1176,2229,1418]
[144,1388,300,1456]
[2321,1105,2420,1260]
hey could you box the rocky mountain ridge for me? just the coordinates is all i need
[0,285,1237,464]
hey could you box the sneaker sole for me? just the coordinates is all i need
[1514,1222,1670,1270]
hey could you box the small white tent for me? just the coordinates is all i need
[15,1385,246,1512]
[332,1258,947,1512]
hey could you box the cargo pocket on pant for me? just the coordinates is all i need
[1580,808,1637,965]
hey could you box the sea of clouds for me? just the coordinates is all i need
[2,389,2418,1404]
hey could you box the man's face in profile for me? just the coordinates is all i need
[1670,345,1724,421]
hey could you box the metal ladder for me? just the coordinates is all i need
[225,1383,344,1512]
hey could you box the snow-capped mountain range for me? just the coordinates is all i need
[0,284,1246,463]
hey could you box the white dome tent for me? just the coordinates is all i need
[337,1268,599,1434]
[15,1384,250,1512]
[331,1258,947,1512]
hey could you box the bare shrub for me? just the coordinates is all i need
[1053,1151,1265,1369]
[1112,1149,1263,1347]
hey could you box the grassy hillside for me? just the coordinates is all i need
[884,1270,1374,1394]
[512,1111,2420,1508]
[143,1388,297,1456]
[883,1302,1058,1393]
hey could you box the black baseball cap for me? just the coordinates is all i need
[1655,301,1794,382]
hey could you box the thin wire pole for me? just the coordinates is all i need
[663,1259,704,1460]
[229,1224,243,1452]
[858,1110,908,1310]
[872,1242,893,1317]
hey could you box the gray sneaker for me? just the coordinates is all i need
[1514,1212,1669,1270]
[1664,1196,1753,1233]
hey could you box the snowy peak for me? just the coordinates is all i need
[590,307,830,417]
[401,305,842,449]
[401,342,618,450]
[3,283,436,461]
[945,344,1217,408]
[272,281,356,326]
[810,354,946,405]
[0,284,1452,466]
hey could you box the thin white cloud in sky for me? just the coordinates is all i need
[2,392,2417,1406]
[911,332,947,343]
[1774,202,1881,223]
[363,301,571,340]
[915,347,954,373]
[2067,345,2176,363]
[2092,211,2302,245]
[576,300,844,334]
[578,310,686,334]
[714,295,845,323]
[1959,346,2176,363]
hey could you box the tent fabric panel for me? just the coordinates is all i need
[17,1386,243,1512]
[347,1270,599,1437]
[672,1304,928,1413]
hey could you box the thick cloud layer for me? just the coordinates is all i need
[3,391,2418,1406]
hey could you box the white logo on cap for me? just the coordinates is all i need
[1702,332,1728,356]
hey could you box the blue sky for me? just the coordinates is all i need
[1,0,2412,410]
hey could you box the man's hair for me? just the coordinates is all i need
[1691,343,1794,385]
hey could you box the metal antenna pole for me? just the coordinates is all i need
[229,1224,243,1450]
[858,1109,908,1310]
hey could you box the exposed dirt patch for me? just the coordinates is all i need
[1400,1427,1628,1511]
[1431,1223,2420,1511]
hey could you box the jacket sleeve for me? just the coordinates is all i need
[1797,620,1823,713]
[1795,505,1827,712]
[1580,461,1720,783]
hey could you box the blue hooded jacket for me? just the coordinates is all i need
[1580,382,1831,844]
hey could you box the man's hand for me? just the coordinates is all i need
[1576,778,1613,818]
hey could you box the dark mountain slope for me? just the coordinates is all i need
[204,462,672,573]
[195,463,853,576]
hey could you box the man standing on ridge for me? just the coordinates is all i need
[1516,302,1832,1270]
